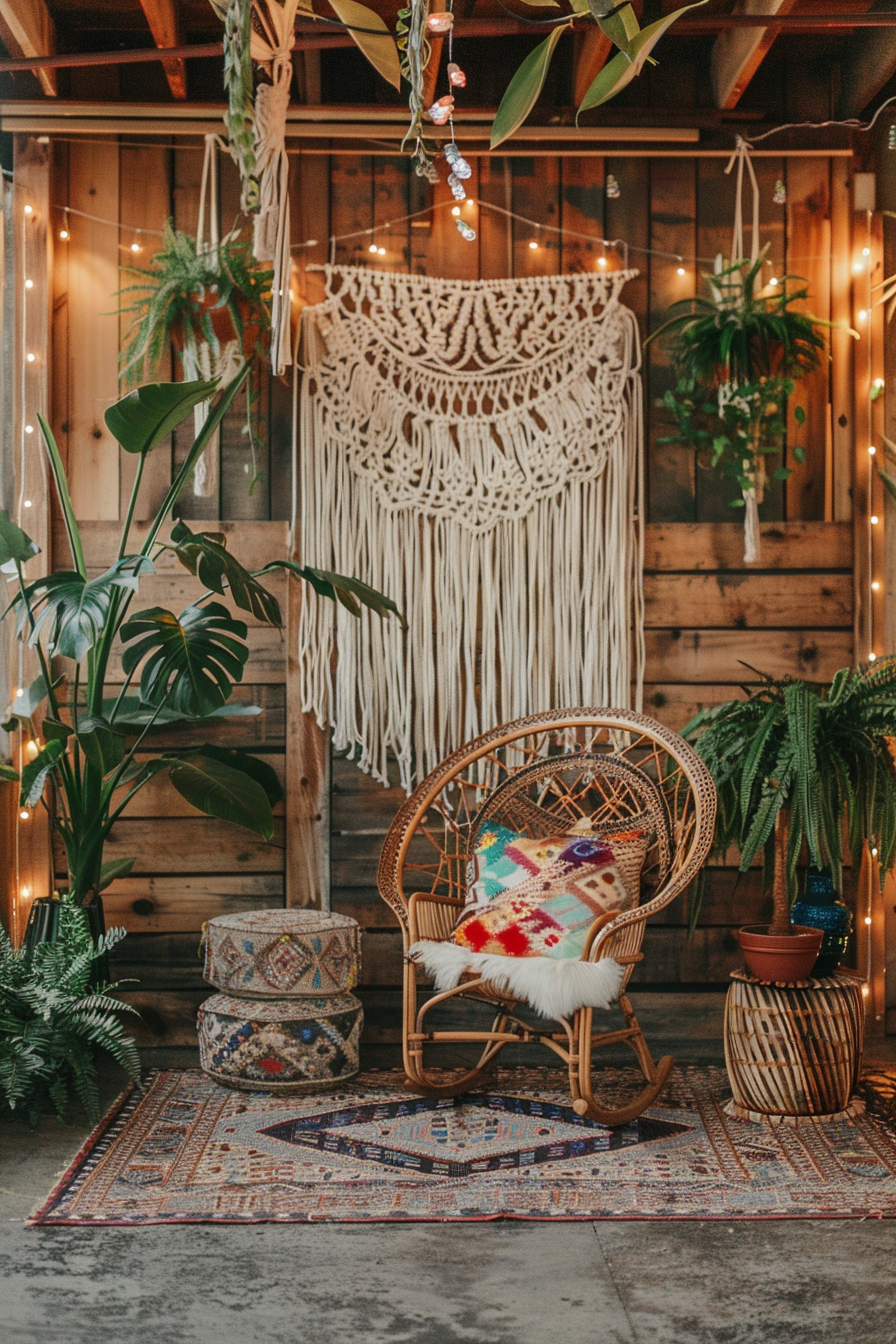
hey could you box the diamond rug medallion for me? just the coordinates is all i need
[28,1066,896,1225]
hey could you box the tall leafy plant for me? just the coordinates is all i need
[684,661,896,936]
[0,373,401,911]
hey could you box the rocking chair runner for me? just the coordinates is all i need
[377,708,717,1127]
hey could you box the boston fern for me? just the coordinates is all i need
[0,904,139,1123]
[684,660,896,935]
[0,371,401,912]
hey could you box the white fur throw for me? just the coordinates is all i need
[409,941,625,1021]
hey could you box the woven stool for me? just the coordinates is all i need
[724,970,865,1124]
[198,909,363,1094]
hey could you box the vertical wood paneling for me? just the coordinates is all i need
[604,156,648,324]
[647,157,697,522]
[560,157,604,274]
[49,141,69,499]
[512,156,560,277]
[830,157,855,523]
[118,139,172,523]
[66,140,120,519]
[785,157,831,520]
[331,154,373,267]
[477,155,513,280]
[373,155,411,273]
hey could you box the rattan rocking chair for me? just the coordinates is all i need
[377,708,717,1127]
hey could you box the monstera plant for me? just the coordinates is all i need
[0,371,400,924]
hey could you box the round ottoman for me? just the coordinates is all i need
[203,908,361,997]
[198,908,363,1094]
[197,991,363,1093]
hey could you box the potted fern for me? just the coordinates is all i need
[650,247,827,563]
[684,660,896,980]
[0,371,400,934]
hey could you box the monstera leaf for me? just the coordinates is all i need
[105,380,218,456]
[76,717,126,776]
[168,520,282,626]
[165,754,274,839]
[19,738,67,807]
[120,602,250,719]
[184,743,283,806]
[19,558,154,662]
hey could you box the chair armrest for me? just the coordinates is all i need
[408,891,465,943]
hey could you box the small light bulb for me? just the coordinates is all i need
[865,915,873,925]
[676,265,686,276]
[24,740,39,760]
[869,445,877,456]
[21,885,30,899]
[26,352,35,363]
[872,580,881,591]
[869,651,877,661]
[23,204,33,216]
[597,256,607,268]
[874,378,885,389]
[451,206,461,217]
[859,309,868,322]
[378,247,386,256]
[23,499,32,508]
[872,846,879,857]
[529,240,538,251]
[24,278,33,290]
[19,810,29,821]
[59,228,69,241]
[862,984,870,996]
[872,514,879,524]
[130,241,141,253]
[768,276,779,287]
[465,199,474,209]
[24,424,33,434]
[863,246,871,256]
[853,260,866,273]
[368,243,377,254]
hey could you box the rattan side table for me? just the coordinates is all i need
[723,969,865,1124]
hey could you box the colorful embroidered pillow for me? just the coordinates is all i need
[453,822,646,962]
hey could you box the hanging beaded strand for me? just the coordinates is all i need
[440,2,476,241]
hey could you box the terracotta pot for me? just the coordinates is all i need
[737,924,823,983]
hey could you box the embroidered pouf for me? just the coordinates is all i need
[197,991,363,1093]
[198,909,363,1094]
[203,909,361,997]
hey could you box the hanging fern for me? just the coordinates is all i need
[0,904,140,1125]
[118,222,273,385]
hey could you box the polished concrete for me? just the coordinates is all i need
[3,993,896,1344]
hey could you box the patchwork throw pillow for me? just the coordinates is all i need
[453,822,646,962]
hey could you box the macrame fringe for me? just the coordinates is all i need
[297,267,645,793]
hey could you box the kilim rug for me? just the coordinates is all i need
[28,1066,896,1225]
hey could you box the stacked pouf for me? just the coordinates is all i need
[197,909,363,1094]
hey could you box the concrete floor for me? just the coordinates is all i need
[3,994,896,1344]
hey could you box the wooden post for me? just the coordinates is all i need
[285,578,330,909]
[10,135,53,944]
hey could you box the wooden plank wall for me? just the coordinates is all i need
[38,137,862,1045]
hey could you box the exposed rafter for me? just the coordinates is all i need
[710,0,799,110]
[838,0,896,118]
[0,0,56,97]
[572,27,613,108]
[137,0,187,100]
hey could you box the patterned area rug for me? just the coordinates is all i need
[29,1066,896,1225]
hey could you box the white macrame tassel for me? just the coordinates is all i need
[296,268,645,793]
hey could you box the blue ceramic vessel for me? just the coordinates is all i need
[790,867,852,977]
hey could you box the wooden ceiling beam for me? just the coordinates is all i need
[573,28,613,109]
[710,0,799,110]
[837,0,896,118]
[0,0,56,96]
[136,0,187,100]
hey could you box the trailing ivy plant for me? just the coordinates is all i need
[0,905,139,1124]
[683,660,896,936]
[649,248,827,559]
[0,373,402,912]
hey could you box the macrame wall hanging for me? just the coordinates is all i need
[297,266,645,793]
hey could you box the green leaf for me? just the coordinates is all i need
[168,520,282,626]
[76,717,126,776]
[120,602,250,719]
[42,717,74,743]
[7,674,62,721]
[793,445,806,464]
[98,857,136,892]
[19,558,154,662]
[0,763,19,782]
[585,0,640,51]
[773,467,791,480]
[879,470,896,504]
[793,404,807,425]
[577,1,708,117]
[0,508,39,566]
[167,755,274,839]
[490,23,572,150]
[257,561,405,627]
[327,0,401,91]
[104,380,218,456]
[185,744,283,806]
[19,738,66,807]
[35,415,85,577]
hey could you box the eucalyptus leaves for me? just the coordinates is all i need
[0,374,401,911]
